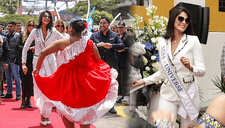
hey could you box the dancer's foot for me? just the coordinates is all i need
[41,115,50,126]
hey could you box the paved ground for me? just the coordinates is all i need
[93,103,149,128]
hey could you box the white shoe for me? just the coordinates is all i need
[41,121,47,126]
[121,96,130,105]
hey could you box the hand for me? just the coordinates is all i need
[118,49,125,52]
[32,69,39,75]
[29,46,35,52]
[4,64,8,69]
[103,43,112,49]
[22,65,28,75]
[97,42,105,47]
[132,80,145,89]
[180,56,193,71]
[152,110,175,126]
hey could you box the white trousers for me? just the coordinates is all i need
[147,93,198,128]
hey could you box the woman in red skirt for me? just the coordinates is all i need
[32,18,118,128]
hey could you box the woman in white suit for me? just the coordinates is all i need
[22,11,64,126]
[133,7,206,128]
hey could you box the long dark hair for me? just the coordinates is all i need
[164,7,195,39]
[36,11,53,30]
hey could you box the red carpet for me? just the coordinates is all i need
[0,85,96,128]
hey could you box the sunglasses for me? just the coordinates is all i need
[43,14,51,19]
[56,25,64,28]
[117,27,124,29]
[28,24,34,27]
[177,16,190,24]
[99,22,107,25]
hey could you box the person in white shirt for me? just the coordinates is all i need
[132,7,206,128]
[22,10,64,126]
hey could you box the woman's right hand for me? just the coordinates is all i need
[132,80,145,89]
[22,65,28,75]
[32,69,39,75]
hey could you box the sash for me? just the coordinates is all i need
[159,40,198,121]
[35,29,52,76]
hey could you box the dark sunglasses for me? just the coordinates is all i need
[28,24,34,27]
[178,16,190,24]
[56,25,64,28]
[117,27,124,29]
[43,14,51,18]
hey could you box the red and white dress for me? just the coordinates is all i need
[33,37,118,124]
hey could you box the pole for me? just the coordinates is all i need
[45,0,47,11]
[17,0,19,14]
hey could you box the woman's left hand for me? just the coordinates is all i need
[180,56,193,71]
[32,69,39,75]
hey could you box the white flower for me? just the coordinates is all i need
[145,66,150,71]
[151,38,156,43]
[143,56,148,65]
[156,37,163,42]
[151,56,156,60]
[148,19,153,25]
[151,26,155,30]
[152,62,159,70]
[154,30,158,35]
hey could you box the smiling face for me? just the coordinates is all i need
[99,19,109,32]
[27,21,35,33]
[41,13,51,26]
[110,25,117,33]
[174,11,189,34]
[56,22,64,33]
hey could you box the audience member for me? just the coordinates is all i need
[0,24,5,37]
[116,22,134,105]
[90,16,124,114]
[17,20,36,109]
[0,33,10,98]
[16,22,22,34]
[54,19,70,38]
[110,24,117,33]
[2,21,21,100]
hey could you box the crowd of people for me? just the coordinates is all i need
[0,6,224,128]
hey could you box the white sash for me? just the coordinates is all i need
[159,40,198,121]
[35,29,52,76]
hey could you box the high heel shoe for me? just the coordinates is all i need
[41,120,47,126]
[46,120,51,125]
[40,115,48,126]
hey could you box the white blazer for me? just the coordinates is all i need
[22,28,64,76]
[143,34,206,101]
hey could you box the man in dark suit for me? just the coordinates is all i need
[90,16,124,114]
[117,22,134,105]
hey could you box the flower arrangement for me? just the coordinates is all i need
[133,5,168,78]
